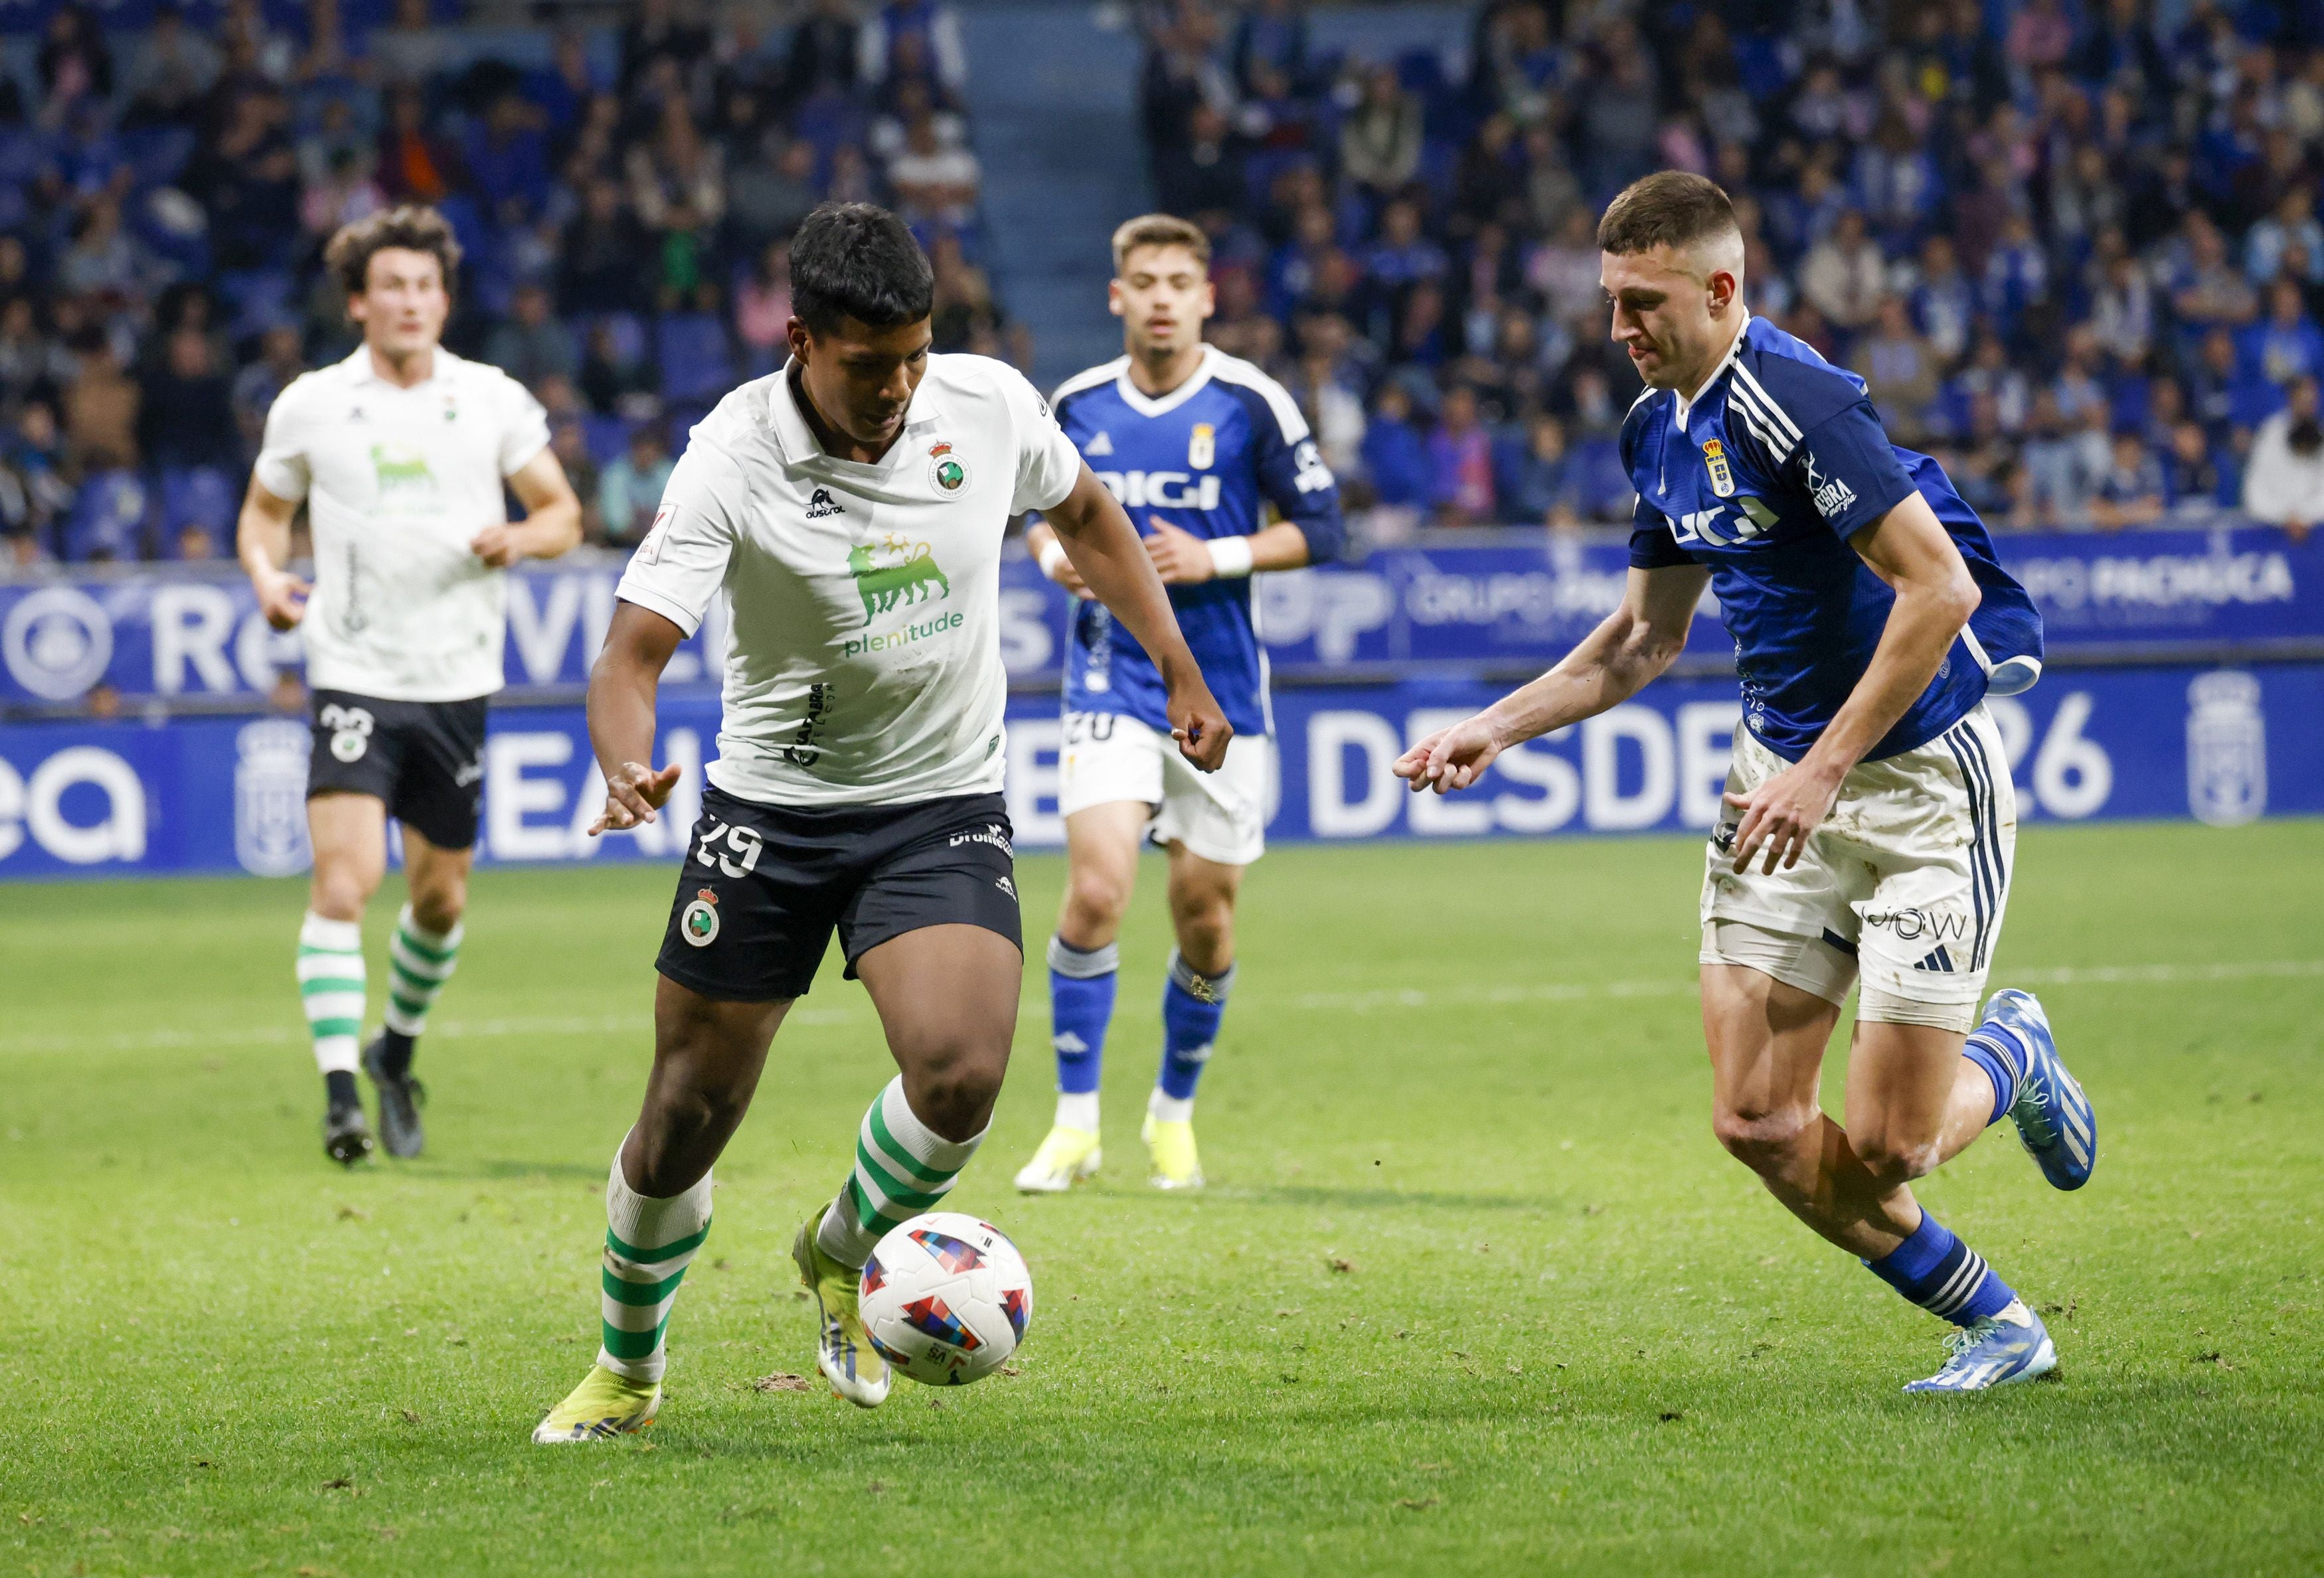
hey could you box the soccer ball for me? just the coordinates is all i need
[858,1212,1032,1387]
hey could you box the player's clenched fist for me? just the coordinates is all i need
[589,760,684,836]
[1166,684,1232,773]
[1395,714,1505,794]
[252,568,311,631]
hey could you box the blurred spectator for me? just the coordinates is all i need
[1360,382,1430,512]
[2243,376,2324,540]
[1800,211,1887,333]
[598,425,676,546]
[728,139,823,262]
[736,242,794,371]
[1428,385,1496,525]
[2163,420,2230,516]
[62,335,138,473]
[1341,64,1423,198]
[2089,431,2167,530]
[552,419,604,544]
[486,284,582,389]
[1499,411,1583,528]
[887,110,981,229]
[137,329,237,473]
[1861,298,1938,437]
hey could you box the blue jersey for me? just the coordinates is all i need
[1625,313,2042,762]
[1050,348,1345,736]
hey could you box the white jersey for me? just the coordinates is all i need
[618,354,1082,809]
[254,345,550,702]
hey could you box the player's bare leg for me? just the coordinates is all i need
[1143,841,1242,1188]
[536,981,786,1443]
[802,924,1020,1404]
[1017,801,1146,1192]
[301,793,388,1163]
[1704,963,2054,1389]
[363,825,473,1158]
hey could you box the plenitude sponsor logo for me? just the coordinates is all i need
[844,608,963,657]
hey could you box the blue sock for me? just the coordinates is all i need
[1155,950,1233,1115]
[1963,1012,2031,1125]
[1046,935,1118,1117]
[1864,1212,2017,1326]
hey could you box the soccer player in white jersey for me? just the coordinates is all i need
[238,206,582,1165]
[1399,174,2096,1393]
[533,204,1228,1441]
[1012,214,1344,1194]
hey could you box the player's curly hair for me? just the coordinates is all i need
[1596,171,1741,257]
[791,202,934,335]
[323,205,463,299]
[1111,213,1210,276]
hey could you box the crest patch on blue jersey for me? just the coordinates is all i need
[1702,438,1735,497]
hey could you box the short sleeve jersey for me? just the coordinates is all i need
[1048,346,1344,738]
[254,347,550,701]
[618,353,1082,808]
[1623,313,2043,761]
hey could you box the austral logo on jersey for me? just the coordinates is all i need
[928,440,969,494]
[805,487,844,519]
[1702,438,1736,497]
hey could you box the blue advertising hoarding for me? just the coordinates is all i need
[3,524,2319,708]
[0,664,2303,879]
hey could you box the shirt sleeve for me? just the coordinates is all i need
[999,364,1085,515]
[614,442,742,637]
[250,380,313,501]
[1787,400,1918,541]
[1627,491,1692,569]
[495,373,553,476]
[1246,385,1347,563]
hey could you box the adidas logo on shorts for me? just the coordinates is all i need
[1913,945,1957,973]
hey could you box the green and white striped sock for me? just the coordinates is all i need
[382,904,461,1038]
[815,1075,986,1269]
[598,1146,712,1385]
[297,912,365,1075]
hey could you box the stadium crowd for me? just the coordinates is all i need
[5,0,2324,562]
[0,0,1010,564]
[1139,0,2324,538]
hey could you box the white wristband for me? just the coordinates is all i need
[1206,535,1256,578]
[1037,539,1070,580]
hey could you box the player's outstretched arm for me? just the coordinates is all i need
[1724,491,1978,875]
[236,478,309,631]
[1396,564,1708,794]
[1043,461,1232,771]
[474,449,585,568]
[584,601,687,836]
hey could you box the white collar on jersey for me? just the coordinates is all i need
[339,343,450,390]
[766,357,948,471]
[1671,307,1750,430]
[1113,344,1216,418]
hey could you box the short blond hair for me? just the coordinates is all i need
[1111,213,1210,277]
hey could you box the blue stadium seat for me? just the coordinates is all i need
[157,466,234,547]
[589,312,649,371]
[656,314,736,404]
[216,269,294,339]
[582,414,633,467]
[61,471,151,564]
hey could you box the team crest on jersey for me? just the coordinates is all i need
[928,440,969,495]
[1188,422,1215,469]
[1702,438,1736,497]
[681,888,720,947]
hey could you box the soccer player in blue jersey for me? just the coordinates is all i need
[1398,173,2096,1392]
[1013,214,1345,1192]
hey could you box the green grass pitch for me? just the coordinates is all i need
[4,822,2321,1575]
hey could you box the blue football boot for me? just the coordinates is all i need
[1983,988,2096,1191]
[1904,1301,2057,1392]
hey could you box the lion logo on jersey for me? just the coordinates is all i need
[846,538,952,623]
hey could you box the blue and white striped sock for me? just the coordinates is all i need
[1962,1012,2031,1126]
[1048,935,1118,1132]
[1864,1212,2017,1327]
[1152,951,1234,1123]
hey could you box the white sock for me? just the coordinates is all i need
[817,1076,986,1269]
[1054,1091,1100,1132]
[1148,1088,1194,1125]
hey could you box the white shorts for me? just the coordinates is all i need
[1699,706,2016,1033]
[1055,710,1272,866]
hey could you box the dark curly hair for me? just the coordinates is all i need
[323,205,463,299]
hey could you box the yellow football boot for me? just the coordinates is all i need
[791,1213,890,1407]
[1141,1111,1204,1190]
[1013,1125,1103,1193]
[531,1364,660,1444]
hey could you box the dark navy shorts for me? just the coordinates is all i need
[655,787,1023,1002]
